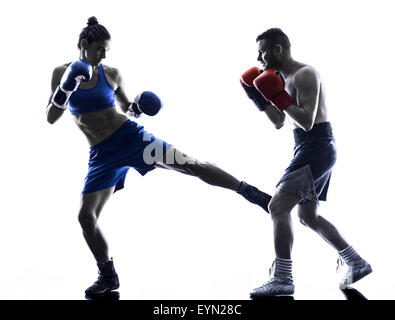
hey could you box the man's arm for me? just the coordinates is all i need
[240,66,285,129]
[46,66,67,124]
[283,67,320,131]
[264,104,286,129]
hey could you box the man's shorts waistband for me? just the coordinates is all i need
[293,121,334,145]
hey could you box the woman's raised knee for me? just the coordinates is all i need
[183,160,207,176]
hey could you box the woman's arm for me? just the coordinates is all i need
[46,65,67,124]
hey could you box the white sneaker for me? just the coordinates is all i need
[250,261,294,297]
[337,257,372,289]
[250,277,295,297]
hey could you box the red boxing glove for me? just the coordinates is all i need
[241,66,261,86]
[240,67,269,111]
[253,68,294,111]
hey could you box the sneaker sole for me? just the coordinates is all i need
[250,295,294,301]
[85,284,120,296]
[250,290,295,298]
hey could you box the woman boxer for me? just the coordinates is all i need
[46,16,272,297]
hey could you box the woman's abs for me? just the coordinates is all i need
[73,108,129,146]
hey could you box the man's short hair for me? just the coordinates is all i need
[256,28,291,50]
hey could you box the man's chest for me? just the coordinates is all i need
[284,75,297,100]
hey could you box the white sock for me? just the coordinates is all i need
[274,258,293,282]
[339,246,361,264]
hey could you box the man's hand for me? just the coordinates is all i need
[253,68,294,112]
[240,66,270,111]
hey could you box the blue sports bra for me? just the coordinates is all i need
[68,64,116,115]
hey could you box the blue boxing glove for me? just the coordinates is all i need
[128,91,163,118]
[51,60,93,109]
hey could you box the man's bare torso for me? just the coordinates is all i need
[284,63,329,129]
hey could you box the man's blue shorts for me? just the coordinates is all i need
[276,122,337,204]
[82,120,170,194]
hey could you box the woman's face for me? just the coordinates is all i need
[82,39,111,67]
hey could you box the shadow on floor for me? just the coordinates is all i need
[339,286,368,300]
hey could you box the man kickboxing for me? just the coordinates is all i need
[240,28,372,297]
[46,17,272,298]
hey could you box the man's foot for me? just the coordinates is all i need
[237,181,271,213]
[250,259,294,298]
[250,277,295,298]
[85,260,120,296]
[337,257,372,288]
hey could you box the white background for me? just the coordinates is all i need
[0,0,394,299]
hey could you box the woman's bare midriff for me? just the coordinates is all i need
[73,107,129,146]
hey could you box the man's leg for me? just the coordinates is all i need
[250,189,301,297]
[78,187,120,295]
[155,146,272,212]
[268,189,302,259]
[297,199,348,251]
[297,200,372,287]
